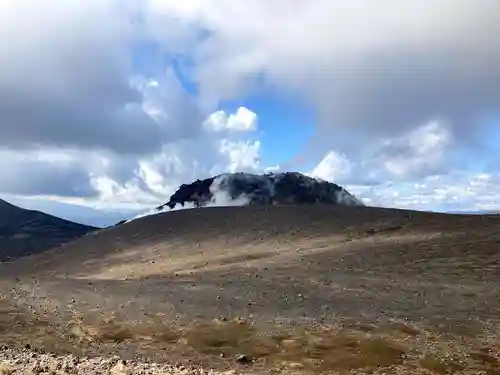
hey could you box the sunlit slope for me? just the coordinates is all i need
[7,205,500,284]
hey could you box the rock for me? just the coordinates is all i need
[235,354,251,364]
[287,362,304,369]
[0,361,13,375]
[110,362,131,375]
[29,361,43,375]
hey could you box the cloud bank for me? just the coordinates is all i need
[145,0,500,156]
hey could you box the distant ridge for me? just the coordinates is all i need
[0,198,96,261]
[448,210,500,215]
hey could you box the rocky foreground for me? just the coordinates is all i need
[0,347,240,375]
[0,346,495,375]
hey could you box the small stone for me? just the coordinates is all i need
[110,362,131,375]
[0,362,13,375]
[288,362,304,369]
[30,362,43,375]
[235,354,251,364]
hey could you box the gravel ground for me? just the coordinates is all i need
[0,347,241,375]
[0,347,495,375]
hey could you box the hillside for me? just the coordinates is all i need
[0,198,96,262]
[1,205,500,374]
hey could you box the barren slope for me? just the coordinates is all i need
[0,198,96,262]
[1,205,500,374]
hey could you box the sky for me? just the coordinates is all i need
[1,0,500,227]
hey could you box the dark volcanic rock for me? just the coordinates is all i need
[157,172,363,211]
[114,219,128,226]
[0,198,96,262]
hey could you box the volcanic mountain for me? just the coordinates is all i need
[0,198,96,261]
[156,172,363,211]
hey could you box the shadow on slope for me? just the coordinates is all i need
[0,198,96,262]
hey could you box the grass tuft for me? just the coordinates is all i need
[274,329,406,371]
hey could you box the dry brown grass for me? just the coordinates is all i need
[0,297,49,342]
[418,354,464,374]
[269,328,406,372]
[58,313,500,374]
[2,296,500,374]
[469,349,500,375]
[0,297,78,356]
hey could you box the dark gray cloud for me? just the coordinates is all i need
[0,0,205,155]
[148,0,500,159]
[309,46,500,153]
[0,150,97,197]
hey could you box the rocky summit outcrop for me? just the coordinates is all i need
[0,198,96,261]
[156,172,363,211]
